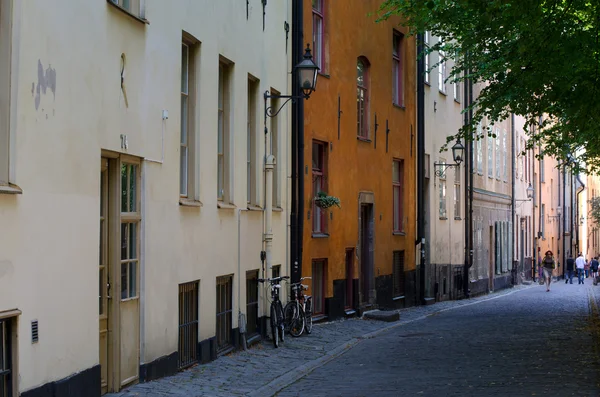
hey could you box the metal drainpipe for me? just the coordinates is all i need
[510,113,516,284]
[416,32,426,304]
[463,58,474,298]
[290,0,303,285]
[538,142,543,277]
[531,140,536,282]
[562,164,566,278]
[296,0,305,286]
[576,177,585,255]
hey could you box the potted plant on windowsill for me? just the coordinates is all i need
[313,191,341,209]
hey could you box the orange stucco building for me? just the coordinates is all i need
[301,0,416,318]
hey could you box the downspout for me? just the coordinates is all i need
[562,164,566,278]
[464,55,473,298]
[291,0,304,283]
[532,142,536,281]
[238,209,247,350]
[290,0,304,285]
[416,32,426,304]
[576,175,585,255]
[263,96,275,281]
[538,143,543,277]
[510,113,516,284]
[571,171,575,255]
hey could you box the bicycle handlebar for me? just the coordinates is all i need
[257,276,290,283]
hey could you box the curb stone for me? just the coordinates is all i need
[252,284,535,397]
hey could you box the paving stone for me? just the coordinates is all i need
[363,310,400,322]
[109,283,600,397]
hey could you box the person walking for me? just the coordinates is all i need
[576,253,586,284]
[584,258,591,278]
[590,256,599,285]
[565,254,575,284]
[542,250,556,292]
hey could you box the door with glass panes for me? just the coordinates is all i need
[99,155,141,394]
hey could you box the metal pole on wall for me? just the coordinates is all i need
[416,32,426,304]
[562,164,566,279]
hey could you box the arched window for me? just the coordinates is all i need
[357,57,370,139]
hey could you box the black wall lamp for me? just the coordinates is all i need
[264,44,319,119]
[433,139,465,177]
[516,183,535,202]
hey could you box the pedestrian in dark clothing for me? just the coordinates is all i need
[566,255,575,284]
[542,251,556,292]
[591,257,599,279]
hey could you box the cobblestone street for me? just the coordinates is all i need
[109,281,600,397]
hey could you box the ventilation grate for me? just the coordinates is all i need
[31,320,39,343]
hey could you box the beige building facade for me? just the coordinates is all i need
[422,32,466,302]
[0,0,292,395]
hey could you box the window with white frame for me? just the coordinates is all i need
[0,0,12,189]
[476,122,483,174]
[502,128,507,181]
[439,159,447,218]
[312,0,325,72]
[438,40,446,93]
[357,57,370,139]
[454,168,461,218]
[247,77,259,205]
[495,127,501,179]
[108,0,146,20]
[453,58,460,102]
[218,61,232,202]
[392,31,404,106]
[487,129,494,178]
[180,38,199,200]
[424,31,430,84]
[540,152,545,182]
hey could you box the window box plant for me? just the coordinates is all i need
[313,191,341,209]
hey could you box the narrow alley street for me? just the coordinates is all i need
[109,281,600,397]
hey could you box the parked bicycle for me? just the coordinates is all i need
[284,277,313,337]
[258,275,289,348]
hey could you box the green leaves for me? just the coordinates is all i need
[377,0,600,174]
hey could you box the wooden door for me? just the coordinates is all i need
[118,159,141,387]
[99,159,110,395]
[100,154,141,393]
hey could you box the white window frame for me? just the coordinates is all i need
[247,76,259,206]
[487,128,494,178]
[495,127,501,180]
[438,42,446,94]
[424,31,430,84]
[217,60,233,204]
[108,0,146,20]
[0,0,18,194]
[476,122,483,174]
[439,158,447,219]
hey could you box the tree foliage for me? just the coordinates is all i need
[589,197,600,227]
[377,0,600,173]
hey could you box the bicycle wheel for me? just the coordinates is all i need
[276,302,285,343]
[283,301,294,331]
[304,298,313,334]
[284,302,305,337]
[270,304,279,348]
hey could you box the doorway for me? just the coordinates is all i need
[345,248,354,310]
[359,203,374,306]
[99,155,141,394]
